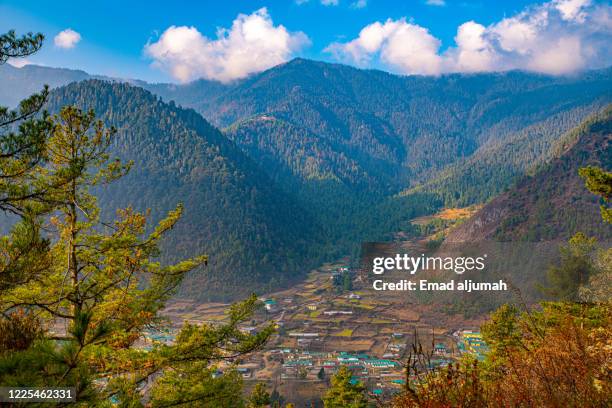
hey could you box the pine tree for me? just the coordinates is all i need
[579,166,612,223]
[323,366,368,408]
[342,271,352,292]
[318,367,326,380]
[0,30,56,296]
[0,106,273,405]
[0,30,81,359]
[0,29,54,216]
[577,165,612,302]
[247,383,271,408]
[542,232,597,301]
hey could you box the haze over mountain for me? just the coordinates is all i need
[0,64,94,108]
[1,59,611,299]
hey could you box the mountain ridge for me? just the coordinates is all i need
[446,105,612,243]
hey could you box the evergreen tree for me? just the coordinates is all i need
[579,166,612,223]
[0,106,272,405]
[318,367,326,380]
[0,30,56,296]
[342,271,352,292]
[323,366,368,408]
[578,165,612,302]
[542,232,597,301]
[0,30,84,357]
[0,30,44,63]
[247,383,271,408]
[0,29,53,215]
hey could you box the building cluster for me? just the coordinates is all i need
[454,330,488,360]
[277,348,405,396]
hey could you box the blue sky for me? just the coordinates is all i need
[1,0,610,83]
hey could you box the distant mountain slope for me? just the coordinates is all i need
[153,59,612,190]
[410,104,602,206]
[3,60,611,197]
[142,79,230,114]
[44,80,317,301]
[446,106,612,242]
[0,64,92,107]
[224,115,379,190]
[156,60,612,250]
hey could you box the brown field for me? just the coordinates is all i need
[382,308,420,321]
[321,337,375,351]
[411,205,481,225]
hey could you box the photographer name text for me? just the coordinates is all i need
[372,279,507,292]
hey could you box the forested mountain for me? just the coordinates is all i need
[44,80,318,301]
[446,106,612,242]
[409,104,603,206]
[6,59,609,195]
[150,58,612,190]
[225,115,381,190]
[2,59,610,189]
[2,60,611,299]
[150,59,611,254]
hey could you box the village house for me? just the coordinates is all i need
[263,298,277,312]
[323,310,353,316]
[434,343,448,355]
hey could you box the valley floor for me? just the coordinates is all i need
[157,254,489,404]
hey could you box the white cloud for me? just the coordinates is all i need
[490,17,538,55]
[54,29,81,49]
[145,8,310,82]
[555,0,591,22]
[325,18,443,75]
[326,0,612,75]
[526,36,585,74]
[426,0,446,6]
[450,21,497,72]
[351,0,367,8]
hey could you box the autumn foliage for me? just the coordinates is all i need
[392,302,611,408]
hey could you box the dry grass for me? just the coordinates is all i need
[333,329,353,337]
[412,205,481,225]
